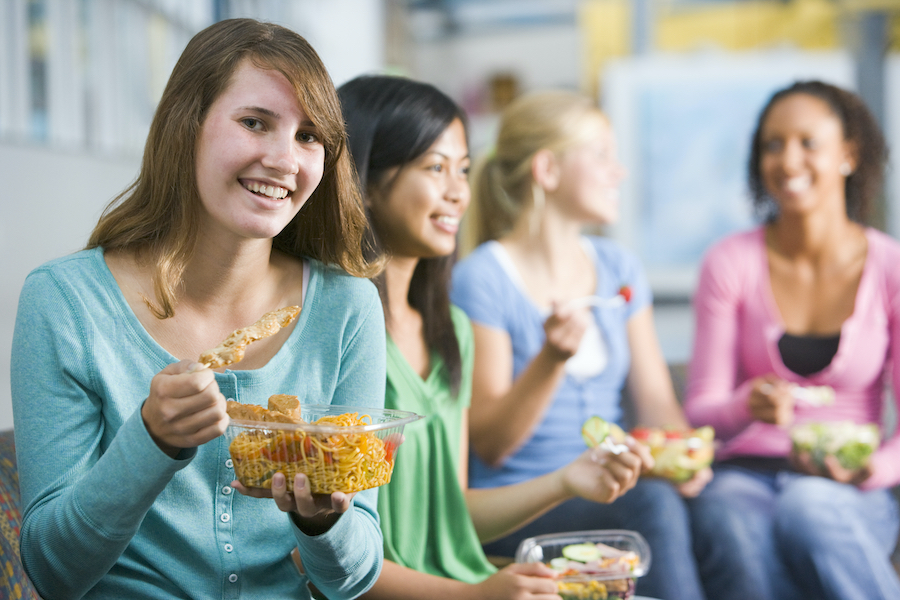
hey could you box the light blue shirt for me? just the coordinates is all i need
[11,248,386,600]
[450,236,651,488]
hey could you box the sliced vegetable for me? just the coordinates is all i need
[581,416,610,448]
[562,543,601,563]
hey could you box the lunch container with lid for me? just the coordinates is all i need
[225,404,420,494]
[516,529,651,600]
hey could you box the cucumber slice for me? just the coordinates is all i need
[581,416,609,448]
[562,543,601,562]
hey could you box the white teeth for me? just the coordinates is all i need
[785,177,810,193]
[435,216,459,226]
[244,181,289,199]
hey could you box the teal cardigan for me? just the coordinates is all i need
[11,248,386,600]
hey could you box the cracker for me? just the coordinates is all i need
[199,305,301,369]
[268,394,301,421]
[226,400,299,424]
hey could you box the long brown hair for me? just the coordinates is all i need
[87,18,376,318]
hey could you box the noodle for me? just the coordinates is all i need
[556,578,634,600]
[229,412,398,494]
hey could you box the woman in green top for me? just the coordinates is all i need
[338,75,649,599]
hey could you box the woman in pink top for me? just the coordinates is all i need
[686,80,900,600]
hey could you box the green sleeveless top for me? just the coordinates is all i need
[377,306,497,583]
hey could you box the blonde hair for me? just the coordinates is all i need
[87,19,377,318]
[465,90,607,250]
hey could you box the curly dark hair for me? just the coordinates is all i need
[748,80,887,223]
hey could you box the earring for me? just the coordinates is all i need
[529,182,545,236]
[839,162,853,177]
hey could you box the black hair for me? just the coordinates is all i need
[749,80,887,223]
[339,75,468,395]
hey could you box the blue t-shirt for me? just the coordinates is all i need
[450,237,651,488]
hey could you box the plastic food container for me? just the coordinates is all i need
[516,530,651,600]
[225,404,420,494]
[629,426,715,483]
[790,421,880,471]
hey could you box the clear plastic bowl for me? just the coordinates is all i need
[790,421,880,471]
[225,404,420,494]
[516,530,651,600]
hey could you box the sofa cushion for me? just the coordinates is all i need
[0,430,41,599]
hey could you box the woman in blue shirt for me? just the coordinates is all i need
[11,19,385,599]
[451,90,710,600]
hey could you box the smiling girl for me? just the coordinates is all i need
[11,19,385,599]
[686,80,900,599]
[339,75,647,600]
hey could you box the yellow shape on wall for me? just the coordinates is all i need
[577,0,900,95]
[656,0,838,51]
[579,0,630,97]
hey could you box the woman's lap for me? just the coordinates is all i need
[690,465,900,600]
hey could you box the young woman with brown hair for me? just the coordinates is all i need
[11,19,385,599]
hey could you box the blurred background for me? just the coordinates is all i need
[1,0,899,431]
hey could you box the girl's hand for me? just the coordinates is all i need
[233,473,356,534]
[473,562,561,600]
[674,465,713,498]
[562,439,646,504]
[790,449,873,487]
[142,359,229,457]
[541,303,590,362]
[748,375,794,426]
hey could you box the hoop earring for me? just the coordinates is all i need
[529,182,545,236]
[839,162,853,177]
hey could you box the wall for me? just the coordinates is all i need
[410,23,582,101]
[0,144,141,431]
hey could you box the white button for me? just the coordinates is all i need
[222,486,232,495]
[221,513,230,523]
[227,398,235,402]
[225,459,233,468]
[224,543,233,552]
[228,573,238,583]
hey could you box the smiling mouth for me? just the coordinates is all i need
[243,181,290,200]
[784,177,811,193]
[434,215,459,227]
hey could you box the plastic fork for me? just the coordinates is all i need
[760,383,835,407]
[600,436,629,455]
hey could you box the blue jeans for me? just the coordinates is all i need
[689,464,900,600]
[482,478,705,600]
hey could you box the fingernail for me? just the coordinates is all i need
[296,474,307,490]
[187,362,208,373]
[273,472,285,488]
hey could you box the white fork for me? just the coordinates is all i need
[565,295,625,310]
[760,383,835,407]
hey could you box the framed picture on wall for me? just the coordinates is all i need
[601,50,855,298]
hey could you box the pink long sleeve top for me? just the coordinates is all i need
[685,227,900,490]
